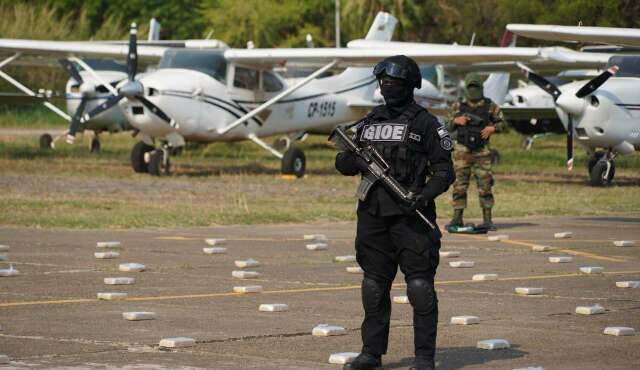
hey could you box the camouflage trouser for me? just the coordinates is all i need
[451,143,494,210]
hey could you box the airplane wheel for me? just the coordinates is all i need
[90,138,101,153]
[39,134,53,150]
[589,160,615,186]
[587,151,605,174]
[281,147,306,178]
[148,149,170,176]
[490,149,500,166]
[131,141,154,173]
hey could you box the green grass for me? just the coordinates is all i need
[0,111,639,229]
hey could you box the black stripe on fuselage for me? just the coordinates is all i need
[162,91,263,126]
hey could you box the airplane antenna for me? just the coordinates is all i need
[306,34,314,48]
[335,0,341,48]
[206,30,214,40]
[578,20,583,27]
[469,32,476,46]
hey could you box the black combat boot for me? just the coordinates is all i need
[479,207,496,231]
[446,209,464,228]
[409,356,435,370]
[343,353,383,370]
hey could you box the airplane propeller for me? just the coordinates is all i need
[59,59,91,140]
[68,23,177,139]
[520,65,618,171]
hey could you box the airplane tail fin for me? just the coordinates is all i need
[364,12,398,41]
[148,18,161,41]
[484,30,515,105]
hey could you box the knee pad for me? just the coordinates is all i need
[362,277,390,313]
[407,278,436,314]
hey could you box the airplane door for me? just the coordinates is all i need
[228,65,260,109]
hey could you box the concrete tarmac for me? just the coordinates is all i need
[0,216,639,369]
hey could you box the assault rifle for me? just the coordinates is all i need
[329,126,435,230]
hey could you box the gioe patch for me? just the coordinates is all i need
[360,123,407,142]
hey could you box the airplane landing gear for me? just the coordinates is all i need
[148,147,171,176]
[90,137,101,153]
[281,147,306,178]
[588,151,615,186]
[40,134,53,150]
[131,141,154,173]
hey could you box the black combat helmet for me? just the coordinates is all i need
[373,55,422,89]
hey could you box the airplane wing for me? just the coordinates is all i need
[507,24,640,48]
[0,39,167,62]
[223,46,545,68]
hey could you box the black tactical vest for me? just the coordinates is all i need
[456,97,491,150]
[356,103,430,191]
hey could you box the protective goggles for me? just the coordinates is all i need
[373,61,408,80]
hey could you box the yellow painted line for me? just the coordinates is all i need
[2,270,639,309]
[453,233,626,262]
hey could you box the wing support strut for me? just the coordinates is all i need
[213,59,339,135]
[0,53,71,122]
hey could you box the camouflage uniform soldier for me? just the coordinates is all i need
[445,73,507,230]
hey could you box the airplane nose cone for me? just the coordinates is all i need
[119,80,144,97]
[556,93,585,115]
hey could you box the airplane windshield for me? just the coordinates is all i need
[608,56,640,78]
[159,49,227,82]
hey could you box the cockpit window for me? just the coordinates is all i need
[159,49,227,82]
[608,56,640,77]
[234,67,259,90]
[263,71,284,92]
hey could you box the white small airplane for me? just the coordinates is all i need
[0,13,574,177]
[506,24,640,186]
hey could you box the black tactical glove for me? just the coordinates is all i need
[335,151,369,176]
[401,194,426,215]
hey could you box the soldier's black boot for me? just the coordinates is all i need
[343,353,383,370]
[446,209,464,228]
[479,207,496,231]
[409,356,435,370]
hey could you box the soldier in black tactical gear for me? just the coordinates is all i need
[335,55,455,370]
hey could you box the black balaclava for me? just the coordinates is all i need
[374,55,421,114]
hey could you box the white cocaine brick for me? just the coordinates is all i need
[0,245,9,252]
[603,327,635,336]
[233,285,263,293]
[613,240,635,247]
[119,263,145,272]
[205,238,226,246]
[0,265,19,277]
[0,253,7,261]
[576,305,605,315]
[97,292,127,300]
[306,243,328,251]
[450,315,480,325]
[531,245,552,252]
[449,261,474,268]
[104,277,135,285]
[232,270,260,279]
[122,312,156,321]
[96,241,121,248]
[234,259,260,268]
[159,337,196,348]
[0,354,9,364]
[304,234,327,241]
[346,266,364,273]
[393,295,410,304]
[472,274,498,281]
[334,255,356,262]
[203,247,226,254]
[259,303,289,312]
[579,266,604,274]
[477,339,510,350]
[94,251,120,259]
[328,352,359,364]
[616,281,640,288]
[439,251,460,258]
[312,324,346,336]
[549,256,573,263]
[554,232,573,239]
[488,235,509,241]
[515,287,544,295]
